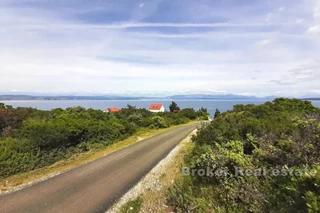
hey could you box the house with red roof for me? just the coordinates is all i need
[148,104,165,113]
[104,108,120,113]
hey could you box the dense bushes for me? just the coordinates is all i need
[167,98,320,213]
[0,104,209,178]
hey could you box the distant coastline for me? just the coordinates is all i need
[0,95,142,101]
[0,94,278,101]
[301,98,320,101]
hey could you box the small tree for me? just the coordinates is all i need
[199,107,207,113]
[126,104,136,110]
[169,101,180,112]
[214,109,221,118]
[181,108,197,120]
[0,103,5,109]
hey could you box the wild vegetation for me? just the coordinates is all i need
[0,104,209,178]
[167,98,320,213]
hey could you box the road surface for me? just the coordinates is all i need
[0,124,198,213]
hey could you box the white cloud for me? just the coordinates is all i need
[139,3,145,8]
[257,39,272,47]
[313,1,320,18]
[296,19,304,24]
[0,0,320,96]
[1,22,294,31]
[309,90,320,94]
[307,25,320,34]
[235,93,254,96]
[266,13,272,22]
[176,89,227,95]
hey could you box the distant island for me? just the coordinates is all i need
[302,98,320,101]
[0,95,143,101]
[0,94,278,101]
[167,94,277,100]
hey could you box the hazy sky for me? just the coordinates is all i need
[0,0,320,96]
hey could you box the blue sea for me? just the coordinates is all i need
[2,100,320,118]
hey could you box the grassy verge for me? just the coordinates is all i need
[0,122,196,193]
[114,130,196,213]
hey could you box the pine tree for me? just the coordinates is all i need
[169,101,180,112]
[214,108,221,118]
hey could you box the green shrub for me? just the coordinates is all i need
[0,103,194,177]
[119,197,143,213]
[167,98,320,213]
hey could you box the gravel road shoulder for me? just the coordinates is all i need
[107,129,197,213]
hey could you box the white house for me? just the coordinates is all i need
[148,104,165,113]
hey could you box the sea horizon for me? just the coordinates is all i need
[2,99,320,118]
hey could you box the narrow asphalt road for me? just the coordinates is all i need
[0,124,198,213]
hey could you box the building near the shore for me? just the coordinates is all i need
[104,108,120,113]
[148,104,165,113]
